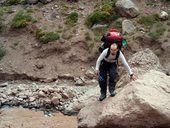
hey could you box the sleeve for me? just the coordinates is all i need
[118,51,133,75]
[95,48,108,70]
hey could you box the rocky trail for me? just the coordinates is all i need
[0,0,170,128]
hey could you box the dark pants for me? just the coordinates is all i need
[98,60,118,96]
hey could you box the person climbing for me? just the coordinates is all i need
[95,43,137,101]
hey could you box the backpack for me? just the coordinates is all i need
[98,29,127,53]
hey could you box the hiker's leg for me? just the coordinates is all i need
[98,68,107,101]
[108,63,118,96]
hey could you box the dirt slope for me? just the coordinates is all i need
[0,0,169,81]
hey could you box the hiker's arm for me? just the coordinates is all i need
[95,49,107,71]
[119,51,133,75]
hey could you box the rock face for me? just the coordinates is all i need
[117,48,163,89]
[129,48,163,73]
[122,19,136,34]
[115,0,140,18]
[78,70,170,128]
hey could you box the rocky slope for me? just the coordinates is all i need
[0,0,169,82]
[78,70,170,128]
[0,0,170,128]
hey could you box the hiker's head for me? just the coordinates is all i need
[110,43,118,55]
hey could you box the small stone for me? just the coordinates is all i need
[44,99,51,104]
[17,97,23,101]
[0,82,8,87]
[35,63,44,69]
[159,10,169,20]
[78,6,85,10]
[85,70,95,79]
[43,78,54,83]
[74,77,84,86]
[48,87,55,93]
[61,92,69,99]
[51,97,60,105]
[38,91,46,97]
[58,74,74,80]
[92,24,108,29]
[29,97,36,102]
[18,95,27,99]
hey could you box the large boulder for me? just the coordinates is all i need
[117,48,164,89]
[78,70,170,128]
[122,19,136,34]
[115,0,140,18]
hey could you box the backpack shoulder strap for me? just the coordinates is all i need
[105,47,110,58]
[115,50,120,60]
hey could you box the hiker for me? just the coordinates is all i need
[95,43,137,101]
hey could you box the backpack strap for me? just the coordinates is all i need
[105,46,111,58]
[115,50,120,60]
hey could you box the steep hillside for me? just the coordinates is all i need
[0,0,169,82]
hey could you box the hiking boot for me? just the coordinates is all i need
[98,94,106,101]
[110,92,116,97]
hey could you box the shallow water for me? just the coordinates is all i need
[0,107,77,128]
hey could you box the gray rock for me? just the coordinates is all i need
[48,87,56,93]
[0,0,6,5]
[85,70,95,79]
[29,97,36,102]
[35,62,44,69]
[122,19,136,34]
[17,86,25,92]
[17,97,24,101]
[43,99,51,104]
[159,10,169,20]
[61,92,69,99]
[18,94,27,99]
[75,77,84,86]
[38,91,46,97]
[58,74,74,80]
[115,0,140,18]
[91,24,108,29]
[0,82,8,88]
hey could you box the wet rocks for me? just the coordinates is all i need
[0,82,92,114]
